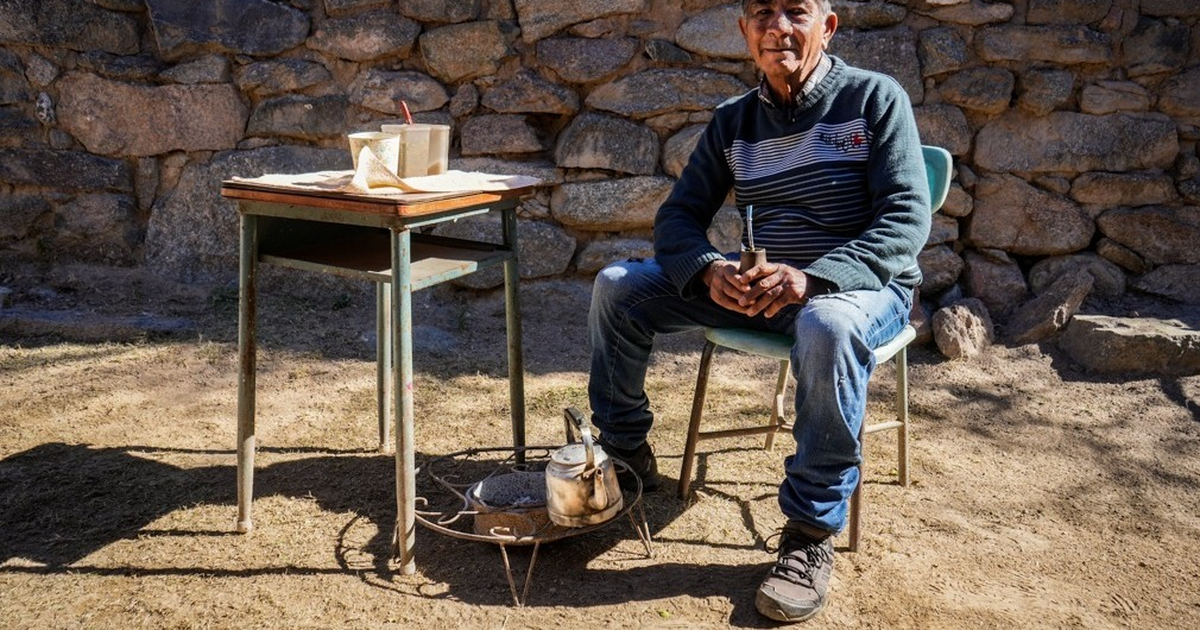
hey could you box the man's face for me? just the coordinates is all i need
[739,0,837,87]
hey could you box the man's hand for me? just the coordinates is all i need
[703,260,817,318]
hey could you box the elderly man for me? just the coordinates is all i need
[586,0,930,622]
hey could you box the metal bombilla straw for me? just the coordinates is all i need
[739,204,766,273]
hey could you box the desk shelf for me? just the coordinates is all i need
[260,232,514,290]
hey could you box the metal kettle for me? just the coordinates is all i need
[545,407,624,527]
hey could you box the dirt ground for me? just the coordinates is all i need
[1,263,1199,629]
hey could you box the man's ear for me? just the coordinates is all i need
[822,12,838,49]
[738,15,749,42]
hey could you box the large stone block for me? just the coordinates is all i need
[146,0,310,61]
[246,94,348,140]
[1157,66,1200,121]
[551,177,674,231]
[1060,314,1200,376]
[51,193,139,264]
[348,69,449,115]
[833,0,907,29]
[0,0,138,55]
[400,0,480,23]
[554,113,659,176]
[0,149,132,192]
[830,29,923,104]
[976,26,1112,65]
[676,5,750,60]
[0,194,50,241]
[585,68,748,119]
[918,244,964,294]
[1027,0,1112,25]
[460,115,545,156]
[324,0,391,16]
[967,175,1093,256]
[1079,80,1150,115]
[431,214,575,289]
[1028,253,1125,298]
[537,37,639,84]
[513,0,648,43]
[1141,0,1200,17]
[145,146,350,283]
[938,67,1014,115]
[235,60,331,97]
[77,52,162,82]
[962,248,1027,318]
[1122,18,1190,77]
[918,27,969,78]
[420,21,512,83]
[159,55,230,84]
[913,104,971,156]
[1070,172,1177,206]
[932,297,994,359]
[482,69,579,115]
[0,106,36,133]
[306,11,420,61]
[0,50,29,105]
[975,112,1178,173]
[662,124,706,179]
[1006,269,1093,345]
[1096,206,1200,265]
[1133,264,1200,304]
[57,73,247,157]
[921,0,1013,26]
[1016,68,1075,117]
[575,238,655,275]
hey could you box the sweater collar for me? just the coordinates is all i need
[756,52,833,110]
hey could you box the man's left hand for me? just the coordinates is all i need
[736,262,815,318]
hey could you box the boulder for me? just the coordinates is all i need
[662,125,706,179]
[975,112,1178,173]
[1028,253,1126,298]
[399,0,480,23]
[940,184,973,218]
[1070,172,1177,206]
[676,5,750,60]
[1096,206,1200,265]
[513,0,648,43]
[76,52,162,82]
[50,193,139,264]
[0,195,50,241]
[552,177,674,231]
[918,27,969,78]
[1079,80,1149,115]
[1026,0,1112,25]
[1016,68,1075,117]
[586,68,748,119]
[1059,314,1200,376]
[347,69,449,115]
[159,55,230,84]
[306,11,420,61]
[1132,264,1200,304]
[0,0,138,55]
[1006,269,1093,345]
[0,50,29,104]
[537,37,639,84]
[645,40,693,64]
[420,21,512,84]
[918,244,964,294]
[932,297,994,359]
[1122,18,1190,77]
[146,0,309,61]
[246,95,348,140]
[0,149,132,192]
[450,84,479,118]
[963,248,1027,318]
[708,204,743,253]
[913,104,971,157]
[967,175,1094,256]
[236,60,331,97]
[1141,0,1200,16]
[481,69,579,115]
[976,26,1112,65]
[432,215,576,289]
[1157,66,1200,121]
[830,28,923,104]
[1096,238,1148,275]
[324,0,392,17]
[554,113,659,176]
[833,0,907,29]
[938,67,1014,114]
[57,73,247,157]
[927,214,959,246]
[922,0,1014,25]
[460,115,545,156]
[575,238,655,275]
[145,146,350,283]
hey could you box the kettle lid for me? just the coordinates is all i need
[551,442,609,467]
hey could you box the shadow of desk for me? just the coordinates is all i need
[220,181,533,574]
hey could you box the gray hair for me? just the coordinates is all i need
[741,0,832,15]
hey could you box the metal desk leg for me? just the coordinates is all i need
[502,208,526,459]
[375,282,392,453]
[236,213,258,534]
[390,228,417,573]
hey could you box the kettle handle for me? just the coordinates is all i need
[563,406,596,471]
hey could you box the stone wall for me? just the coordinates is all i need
[1,0,1198,320]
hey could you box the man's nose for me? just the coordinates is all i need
[764,12,794,35]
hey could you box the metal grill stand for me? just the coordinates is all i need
[415,446,652,606]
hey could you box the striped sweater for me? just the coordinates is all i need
[654,55,931,297]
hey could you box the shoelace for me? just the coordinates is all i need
[764,529,832,587]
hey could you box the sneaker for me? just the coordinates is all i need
[755,520,835,622]
[596,436,660,492]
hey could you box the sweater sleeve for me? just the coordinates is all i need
[652,109,737,296]
[802,82,932,292]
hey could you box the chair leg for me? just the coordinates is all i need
[848,417,867,553]
[679,341,717,500]
[763,359,790,451]
[896,346,910,487]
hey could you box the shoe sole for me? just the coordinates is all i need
[755,588,827,622]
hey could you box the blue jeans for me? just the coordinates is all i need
[588,258,912,534]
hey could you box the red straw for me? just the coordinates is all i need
[400,100,413,125]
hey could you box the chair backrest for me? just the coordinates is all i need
[921,145,953,213]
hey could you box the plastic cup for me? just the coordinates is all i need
[347,131,400,174]
[382,123,430,177]
[428,125,450,175]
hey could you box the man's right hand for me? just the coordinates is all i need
[702,260,752,312]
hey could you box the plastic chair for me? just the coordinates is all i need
[677,145,952,551]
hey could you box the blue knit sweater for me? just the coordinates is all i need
[654,55,931,297]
